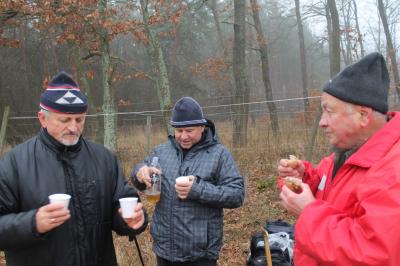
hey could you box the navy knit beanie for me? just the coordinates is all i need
[40,71,88,114]
[170,97,207,127]
[323,52,389,114]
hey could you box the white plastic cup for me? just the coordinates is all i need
[49,194,71,210]
[176,176,190,185]
[119,197,138,218]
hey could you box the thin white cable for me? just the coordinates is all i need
[8,95,321,120]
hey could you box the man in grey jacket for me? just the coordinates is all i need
[132,97,245,266]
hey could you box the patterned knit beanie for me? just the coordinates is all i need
[40,71,88,114]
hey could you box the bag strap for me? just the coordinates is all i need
[129,235,145,266]
[262,227,273,266]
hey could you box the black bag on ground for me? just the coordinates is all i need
[247,220,294,266]
[263,220,295,240]
[247,232,267,266]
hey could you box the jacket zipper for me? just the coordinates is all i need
[62,156,82,265]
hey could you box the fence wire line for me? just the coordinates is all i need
[8,95,321,120]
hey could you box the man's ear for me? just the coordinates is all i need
[38,112,47,128]
[358,106,373,127]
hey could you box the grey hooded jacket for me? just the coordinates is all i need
[132,120,244,262]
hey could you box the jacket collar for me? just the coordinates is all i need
[346,112,400,168]
[39,127,82,154]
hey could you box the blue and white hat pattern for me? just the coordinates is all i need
[40,71,88,114]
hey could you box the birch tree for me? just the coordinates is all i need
[139,0,173,135]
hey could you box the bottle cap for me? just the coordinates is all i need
[151,157,159,166]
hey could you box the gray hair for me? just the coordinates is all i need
[346,103,387,120]
[39,108,50,117]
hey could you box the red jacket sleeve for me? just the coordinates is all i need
[295,169,400,265]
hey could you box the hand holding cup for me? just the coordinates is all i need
[49,193,71,210]
[118,201,145,230]
[119,197,138,218]
[175,175,195,199]
[36,194,71,234]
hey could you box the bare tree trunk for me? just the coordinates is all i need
[99,0,117,152]
[341,0,353,65]
[209,0,226,57]
[232,0,250,147]
[209,0,237,103]
[352,0,365,58]
[140,0,173,135]
[294,0,310,113]
[250,0,279,134]
[308,0,341,160]
[70,44,103,143]
[339,39,347,66]
[22,21,34,114]
[327,0,341,76]
[378,0,400,98]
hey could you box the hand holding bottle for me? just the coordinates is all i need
[144,157,162,204]
[137,166,161,188]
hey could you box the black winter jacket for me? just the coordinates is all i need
[0,129,147,266]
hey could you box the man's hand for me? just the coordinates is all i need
[120,203,145,229]
[280,183,315,216]
[175,175,196,199]
[278,157,305,178]
[36,203,71,234]
[136,165,161,188]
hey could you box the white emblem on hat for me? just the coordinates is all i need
[56,91,84,104]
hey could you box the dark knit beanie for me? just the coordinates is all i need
[170,97,207,127]
[40,71,88,114]
[323,52,389,114]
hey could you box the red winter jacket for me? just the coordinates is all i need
[293,112,400,266]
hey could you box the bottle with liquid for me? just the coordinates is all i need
[145,156,161,204]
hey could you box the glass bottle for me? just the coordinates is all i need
[145,156,161,204]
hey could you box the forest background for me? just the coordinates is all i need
[0,0,399,265]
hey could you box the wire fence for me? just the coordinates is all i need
[2,92,400,156]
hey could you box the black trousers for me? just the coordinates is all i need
[156,256,217,266]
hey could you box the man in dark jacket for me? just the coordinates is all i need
[132,97,245,266]
[0,71,147,266]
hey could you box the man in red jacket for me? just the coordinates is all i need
[278,52,400,265]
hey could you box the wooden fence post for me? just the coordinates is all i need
[0,106,10,152]
[145,115,152,154]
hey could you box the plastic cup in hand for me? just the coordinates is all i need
[176,176,190,185]
[119,197,138,218]
[49,194,71,210]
